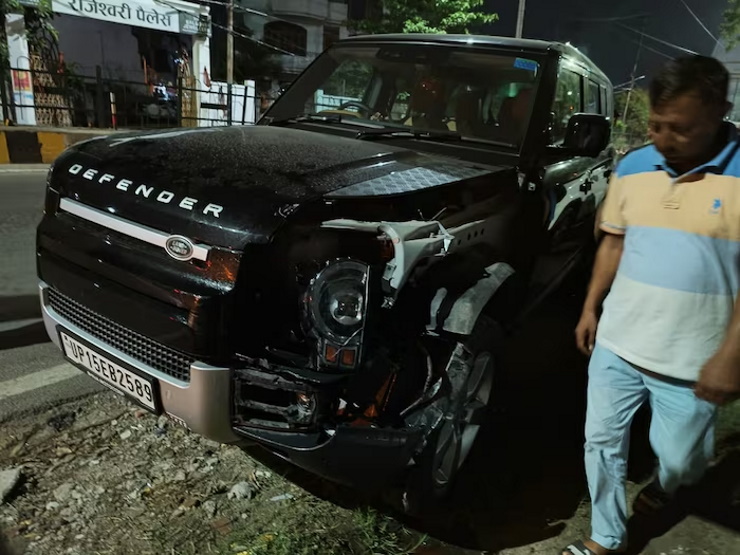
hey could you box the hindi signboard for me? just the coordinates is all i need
[19,0,209,35]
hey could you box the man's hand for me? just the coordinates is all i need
[575,311,599,355]
[695,349,740,406]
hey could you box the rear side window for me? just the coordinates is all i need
[550,68,582,144]
[600,86,608,117]
[586,80,601,114]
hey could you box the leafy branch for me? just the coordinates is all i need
[0,0,58,70]
[350,0,498,35]
[720,0,740,50]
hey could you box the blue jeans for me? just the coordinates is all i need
[585,344,717,550]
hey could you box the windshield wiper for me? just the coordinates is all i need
[355,128,463,142]
[267,113,383,129]
[267,113,344,126]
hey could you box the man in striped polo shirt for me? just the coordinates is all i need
[563,55,740,555]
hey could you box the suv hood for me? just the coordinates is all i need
[52,125,507,249]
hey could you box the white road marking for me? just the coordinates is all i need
[0,167,49,174]
[0,318,42,333]
[0,364,82,400]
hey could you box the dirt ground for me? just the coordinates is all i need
[0,393,431,555]
[0,390,738,555]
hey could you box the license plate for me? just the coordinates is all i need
[59,329,157,411]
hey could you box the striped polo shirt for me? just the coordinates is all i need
[597,123,740,382]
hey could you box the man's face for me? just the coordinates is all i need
[648,92,729,168]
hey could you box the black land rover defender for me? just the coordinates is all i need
[37,34,614,503]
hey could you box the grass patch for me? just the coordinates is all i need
[218,494,427,555]
[717,401,740,450]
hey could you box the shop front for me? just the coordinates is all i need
[6,0,211,127]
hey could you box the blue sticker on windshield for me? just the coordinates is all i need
[514,58,538,72]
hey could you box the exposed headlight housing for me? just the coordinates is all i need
[304,259,369,369]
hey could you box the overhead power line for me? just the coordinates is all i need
[677,0,719,43]
[613,26,676,61]
[167,0,326,59]
[617,22,698,55]
[572,13,650,23]
[152,0,299,56]
[621,34,675,60]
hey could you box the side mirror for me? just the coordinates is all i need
[563,113,611,157]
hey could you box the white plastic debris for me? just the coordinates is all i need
[0,468,21,503]
[227,482,255,500]
[269,493,295,502]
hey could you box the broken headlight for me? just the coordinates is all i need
[305,259,369,369]
[308,259,368,340]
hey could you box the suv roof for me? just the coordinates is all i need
[339,33,611,85]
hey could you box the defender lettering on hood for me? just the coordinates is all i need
[68,164,224,218]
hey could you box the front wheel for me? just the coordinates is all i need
[402,316,501,513]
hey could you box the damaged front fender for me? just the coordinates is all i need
[429,262,515,335]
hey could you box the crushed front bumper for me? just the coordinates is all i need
[238,424,425,489]
[40,282,241,444]
[41,281,426,486]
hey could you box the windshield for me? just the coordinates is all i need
[265,43,542,146]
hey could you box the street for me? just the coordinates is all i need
[0,167,103,423]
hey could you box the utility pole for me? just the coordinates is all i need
[227,0,234,85]
[226,0,234,125]
[515,0,526,38]
[622,16,646,125]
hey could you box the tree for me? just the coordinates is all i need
[0,0,61,123]
[613,88,650,151]
[720,0,740,50]
[350,0,498,35]
[0,0,57,69]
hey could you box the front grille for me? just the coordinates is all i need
[48,288,194,382]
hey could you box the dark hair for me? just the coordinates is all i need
[649,55,729,108]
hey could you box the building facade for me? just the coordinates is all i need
[6,0,212,126]
[239,0,352,79]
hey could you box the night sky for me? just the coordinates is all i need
[482,0,729,85]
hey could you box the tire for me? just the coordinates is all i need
[402,316,501,514]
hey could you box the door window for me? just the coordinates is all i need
[586,80,601,114]
[550,68,582,144]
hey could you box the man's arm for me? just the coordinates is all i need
[583,233,624,315]
[575,169,627,355]
[696,298,740,405]
[575,233,624,355]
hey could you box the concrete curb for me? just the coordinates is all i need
[0,127,118,164]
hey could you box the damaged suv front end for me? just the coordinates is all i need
[230,213,516,491]
[38,34,614,502]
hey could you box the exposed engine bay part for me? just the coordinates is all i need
[321,217,496,307]
[428,262,515,335]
